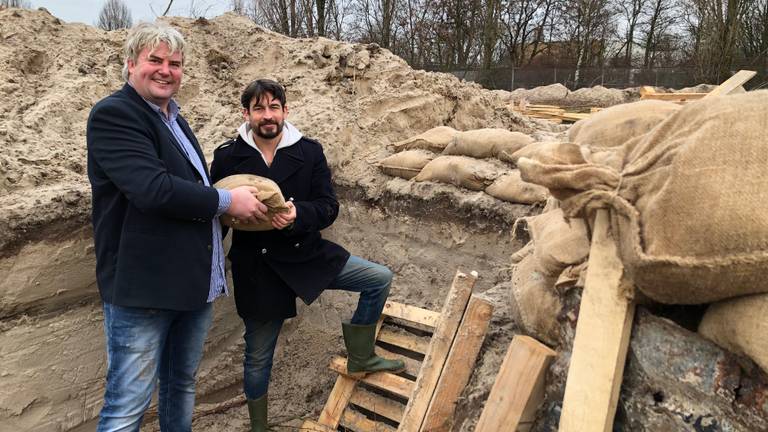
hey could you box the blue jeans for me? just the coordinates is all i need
[242,255,392,399]
[97,302,213,432]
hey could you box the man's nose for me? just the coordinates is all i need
[158,62,171,75]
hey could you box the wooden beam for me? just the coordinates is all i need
[330,356,415,399]
[317,374,358,427]
[422,295,494,432]
[379,328,431,355]
[383,301,440,329]
[301,419,336,431]
[558,209,636,432]
[473,336,556,432]
[340,408,398,432]
[375,345,422,377]
[350,387,406,423]
[639,92,706,101]
[397,270,478,432]
[704,69,756,98]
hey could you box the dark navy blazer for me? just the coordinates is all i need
[86,84,220,310]
[211,134,350,320]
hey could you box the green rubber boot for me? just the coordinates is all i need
[247,394,268,432]
[342,322,406,378]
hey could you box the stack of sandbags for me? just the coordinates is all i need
[381,126,549,204]
[509,207,590,344]
[518,91,768,304]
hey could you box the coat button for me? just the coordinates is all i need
[294,243,300,248]
[197,180,203,184]
[261,248,267,254]
[207,244,212,250]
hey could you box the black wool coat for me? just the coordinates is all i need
[211,134,350,320]
[87,84,220,310]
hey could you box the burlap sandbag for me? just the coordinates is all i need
[442,128,534,160]
[518,91,768,304]
[515,208,590,276]
[699,294,768,373]
[393,126,457,152]
[508,141,588,165]
[510,252,561,345]
[213,174,290,231]
[378,150,435,179]
[413,155,499,191]
[568,99,681,148]
[485,170,549,204]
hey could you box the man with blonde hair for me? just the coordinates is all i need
[87,22,265,431]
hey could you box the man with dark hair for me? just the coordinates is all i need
[211,79,404,431]
[87,23,264,432]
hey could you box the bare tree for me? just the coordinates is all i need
[616,0,647,66]
[97,0,133,31]
[0,0,32,8]
[641,0,678,67]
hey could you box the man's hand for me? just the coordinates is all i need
[272,201,296,230]
[226,186,268,224]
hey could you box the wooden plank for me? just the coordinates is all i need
[379,328,430,355]
[330,357,415,399]
[558,209,636,432]
[639,92,706,101]
[302,419,336,431]
[421,295,494,432]
[473,336,556,432]
[350,387,406,423]
[317,317,386,428]
[318,374,358,427]
[375,346,422,377]
[340,409,398,432]
[705,69,756,98]
[639,85,656,96]
[383,301,440,329]
[397,270,478,432]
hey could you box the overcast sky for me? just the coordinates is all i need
[31,1,231,26]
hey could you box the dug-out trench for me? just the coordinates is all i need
[0,183,531,431]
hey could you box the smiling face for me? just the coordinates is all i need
[127,42,182,112]
[244,92,289,141]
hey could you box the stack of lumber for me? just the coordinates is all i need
[511,101,591,124]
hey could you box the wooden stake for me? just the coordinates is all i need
[474,336,556,432]
[704,69,757,98]
[558,209,635,432]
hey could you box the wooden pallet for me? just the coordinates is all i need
[510,101,593,123]
[303,270,492,432]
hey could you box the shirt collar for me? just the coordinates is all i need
[127,81,180,121]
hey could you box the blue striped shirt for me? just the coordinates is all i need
[141,96,230,303]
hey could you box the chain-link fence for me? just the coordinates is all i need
[433,66,768,91]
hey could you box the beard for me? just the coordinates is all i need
[253,120,284,139]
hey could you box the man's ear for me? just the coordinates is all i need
[283,105,289,117]
[242,108,249,121]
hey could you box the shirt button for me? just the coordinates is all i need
[261,248,267,254]
[197,180,203,184]
[294,243,300,248]
[207,244,212,250]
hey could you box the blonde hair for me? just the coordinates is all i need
[121,22,185,81]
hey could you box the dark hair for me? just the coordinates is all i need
[240,79,287,110]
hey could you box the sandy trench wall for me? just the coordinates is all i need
[0,7,545,430]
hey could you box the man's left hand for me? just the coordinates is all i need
[272,201,296,230]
